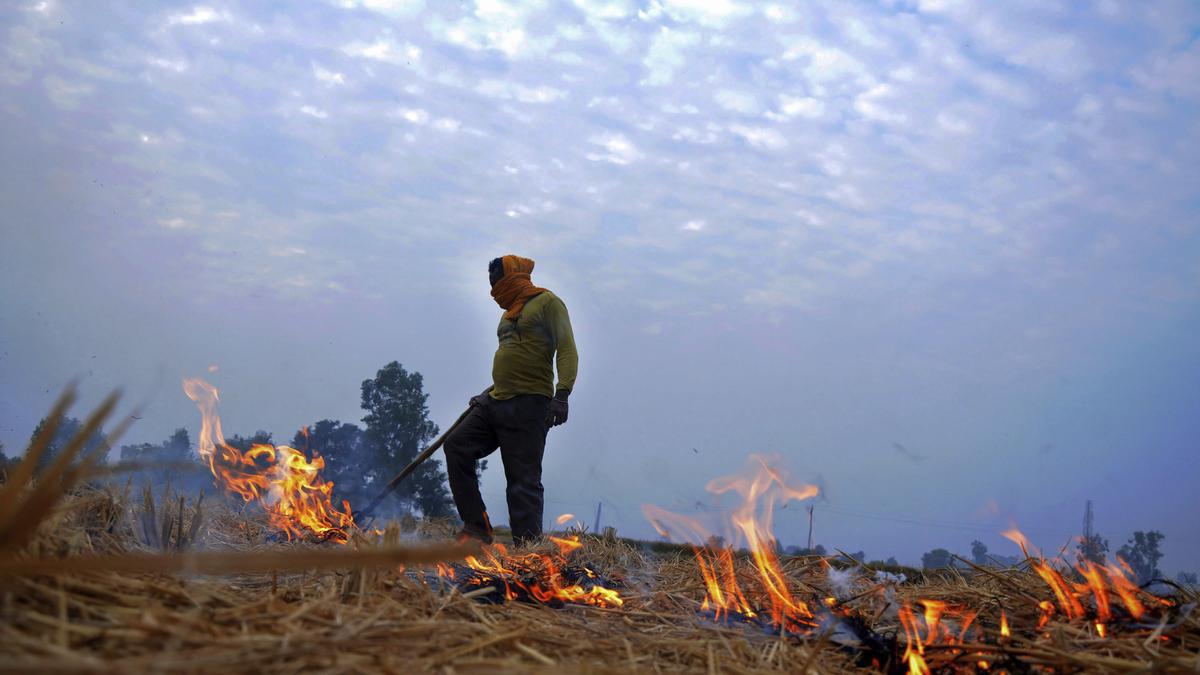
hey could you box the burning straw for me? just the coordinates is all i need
[0,386,476,577]
[183,377,357,543]
[1,391,1196,673]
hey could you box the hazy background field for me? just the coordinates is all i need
[1,0,1197,573]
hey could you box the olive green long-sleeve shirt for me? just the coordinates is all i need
[490,291,577,400]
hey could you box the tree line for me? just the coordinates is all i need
[0,362,461,519]
[921,531,1189,586]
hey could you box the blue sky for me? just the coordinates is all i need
[1,0,1198,570]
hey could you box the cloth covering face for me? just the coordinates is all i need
[490,255,547,320]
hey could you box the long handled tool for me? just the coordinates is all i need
[355,405,473,525]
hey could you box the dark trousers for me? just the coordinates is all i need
[444,394,550,544]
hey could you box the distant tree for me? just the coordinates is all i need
[164,428,191,460]
[119,428,197,485]
[29,415,111,471]
[119,442,157,466]
[787,544,827,557]
[991,553,1022,567]
[885,556,900,567]
[922,548,953,569]
[361,362,452,518]
[1077,533,1109,564]
[848,550,866,563]
[0,441,14,482]
[225,430,274,453]
[1176,571,1198,587]
[292,420,374,510]
[1117,531,1165,584]
[705,534,727,550]
[971,540,989,565]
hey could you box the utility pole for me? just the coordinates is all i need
[1081,499,1094,560]
[593,501,603,533]
[806,505,814,550]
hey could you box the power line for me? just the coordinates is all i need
[806,504,814,549]
[813,506,1072,540]
[544,496,1068,541]
[637,499,1064,539]
[816,506,995,533]
[1083,499,1094,544]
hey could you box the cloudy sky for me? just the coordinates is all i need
[1,0,1198,570]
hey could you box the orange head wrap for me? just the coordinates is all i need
[490,254,547,320]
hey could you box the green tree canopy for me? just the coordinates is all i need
[118,428,198,485]
[971,540,989,565]
[225,430,273,453]
[1118,530,1165,584]
[786,544,827,557]
[922,548,953,569]
[361,361,452,518]
[29,414,111,471]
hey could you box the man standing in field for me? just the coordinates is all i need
[444,255,578,546]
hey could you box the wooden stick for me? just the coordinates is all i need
[356,406,473,520]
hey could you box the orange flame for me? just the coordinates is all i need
[957,610,978,643]
[899,604,931,675]
[1031,560,1085,620]
[548,535,583,554]
[450,539,623,608]
[921,599,946,645]
[999,611,1010,638]
[1001,526,1036,559]
[1078,561,1112,624]
[691,544,756,620]
[1037,600,1056,629]
[896,598,979,670]
[906,651,931,675]
[1006,522,1158,630]
[643,455,819,630]
[183,377,355,543]
[1105,559,1146,620]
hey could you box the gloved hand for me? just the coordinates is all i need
[469,386,493,408]
[546,389,570,427]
